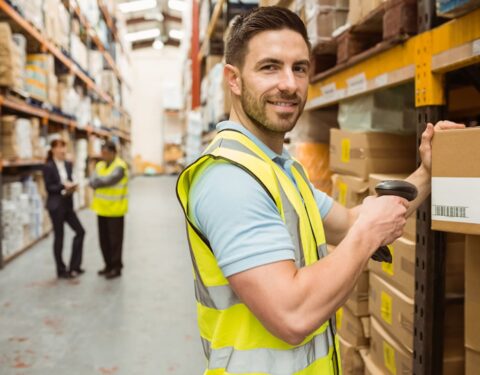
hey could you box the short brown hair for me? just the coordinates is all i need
[225,6,311,69]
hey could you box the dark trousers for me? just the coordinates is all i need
[48,206,85,274]
[98,216,124,271]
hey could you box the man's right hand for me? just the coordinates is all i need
[356,195,408,252]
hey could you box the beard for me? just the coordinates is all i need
[240,78,306,135]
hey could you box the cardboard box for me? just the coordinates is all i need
[431,127,480,235]
[330,129,416,180]
[338,335,364,375]
[336,305,369,347]
[368,236,415,299]
[445,233,465,294]
[369,317,412,375]
[361,350,385,375]
[465,235,480,352]
[369,273,414,351]
[466,348,480,375]
[332,174,369,208]
[307,7,348,42]
[345,271,370,317]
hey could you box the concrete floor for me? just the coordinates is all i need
[0,176,205,374]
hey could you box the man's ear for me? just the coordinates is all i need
[224,64,242,96]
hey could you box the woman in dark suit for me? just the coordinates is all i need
[43,139,85,279]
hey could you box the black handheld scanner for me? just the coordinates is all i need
[370,180,418,263]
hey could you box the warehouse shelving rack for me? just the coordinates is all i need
[0,0,132,269]
[191,1,480,374]
[304,3,480,374]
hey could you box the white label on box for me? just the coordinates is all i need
[432,177,480,224]
[375,74,388,88]
[473,39,480,57]
[321,83,337,100]
[347,73,367,96]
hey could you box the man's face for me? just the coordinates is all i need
[101,148,115,163]
[239,29,310,134]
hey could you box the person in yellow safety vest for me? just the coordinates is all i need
[177,6,465,375]
[90,140,129,280]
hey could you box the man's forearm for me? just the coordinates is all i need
[405,165,431,217]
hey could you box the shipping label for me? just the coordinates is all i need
[381,292,393,325]
[338,181,348,206]
[432,177,480,224]
[341,139,350,163]
[383,341,397,375]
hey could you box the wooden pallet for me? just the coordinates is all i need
[310,0,417,82]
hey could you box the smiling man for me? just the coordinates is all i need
[176,6,463,375]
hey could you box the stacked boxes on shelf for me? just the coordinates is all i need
[1,176,46,259]
[10,0,44,30]
[1,116,33,160]
[306,0,349,46]
[43,0,70,51]
[329,84,418,374]
[202,56,230,129]
[347,0,385,26]
[25,54,56,103]
[0,23,25,91]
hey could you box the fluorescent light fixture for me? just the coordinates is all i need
[125,28,160,42]
[152,37,164,50]
[119,0,157,13]
[168,29,184,40]
[168,0,186,12]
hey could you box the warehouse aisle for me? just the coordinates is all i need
[0,177,204,375]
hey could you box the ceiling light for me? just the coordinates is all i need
[119,0,157,14]
[168,0,186,12]
[168,29,184,40]
[152,37,164,50]
[125,28,160,42]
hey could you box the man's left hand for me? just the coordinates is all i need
[419,121,466,173]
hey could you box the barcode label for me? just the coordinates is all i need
[433,205,467,218]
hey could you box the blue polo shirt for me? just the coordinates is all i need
[189,121,333,277]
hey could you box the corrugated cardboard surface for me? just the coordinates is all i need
[369,317,412,375]
[329,128,416,180]
[331,174,369,208]
[368,237,416,299]
[466,235,480,352]
[338,335,365,375]
[337,305,369,347]
[369,273,414,352]
[345,271,370,317]
[466,348,480,375]
[432,127,480,234]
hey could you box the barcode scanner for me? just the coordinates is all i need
[370,180,418,263]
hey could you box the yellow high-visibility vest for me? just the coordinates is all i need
[177,129,341,375]
[91,157,129,217]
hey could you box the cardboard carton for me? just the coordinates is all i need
[338,335,364,375]
[465,235,480,352]
[331,174,369,208]
[345,271,370,317]
[330,129,416,180]
[336,305,369,347]
[368,237,416,299]
[431,127,480,235]
[466,348,480,375]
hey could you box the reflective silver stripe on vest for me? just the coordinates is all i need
[206,328,335,374]
[94,193,128,201]
[317,243,328,259]
[195,279,240,310]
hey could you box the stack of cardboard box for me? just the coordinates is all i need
[306,0,349,46]
[0,23,25,92]
[25,54,55,103]
[43,0,70,51]
[347,0,386,26]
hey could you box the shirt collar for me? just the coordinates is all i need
[216,121,291,163]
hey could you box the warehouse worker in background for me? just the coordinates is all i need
[43,139,85,279]
[176,6,465,375]
[90,141,129,280]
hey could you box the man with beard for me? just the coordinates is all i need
[176,6,464,375]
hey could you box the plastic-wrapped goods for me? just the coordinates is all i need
[31,117,47,160]
[100,70,120,101]
[89,50,104,84]
[307,7,348,45]
[437,0,480,17]
[292,143,333,195]
[185,111,204,165]
[338,84,416,134]
[10,0,43,30]
[70,34,88,72]
[305,0,349,21]
[25,54,54,102]
[0,23,25,91]
[76,95,92,129]
[1,116,33,160]
[79,0,100,27]
[43,0,69,51]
